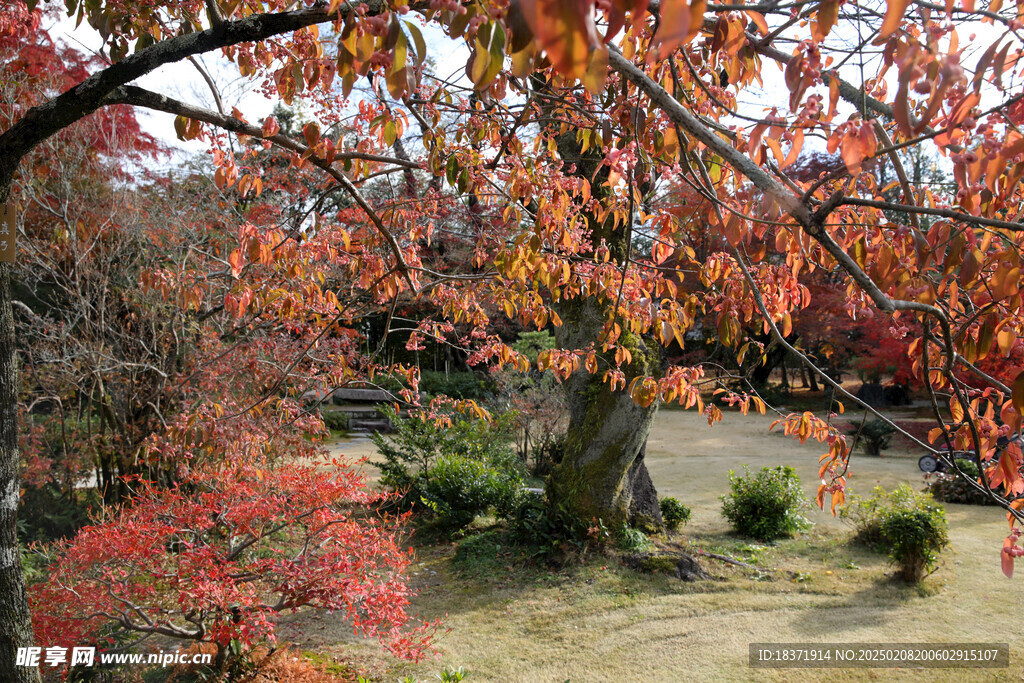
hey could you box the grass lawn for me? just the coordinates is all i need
[283,407,1023,682]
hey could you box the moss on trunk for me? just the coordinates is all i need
[547,298,664,532]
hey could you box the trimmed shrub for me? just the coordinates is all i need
[659,497,691,531]
[419,455,523,530]
[372,407,524,532]
[849,419,896,455]
[842,484,949,582]
[720,466,812,541]
[926,458,996,505]
[319,409,350,433]
[419,371,492,401]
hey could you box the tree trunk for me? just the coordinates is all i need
[0,191,39,683]
[532,88,664,534]
[808,369,820,392]
[547,296,663,532]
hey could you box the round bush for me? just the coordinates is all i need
[419,455,523,531]
[659,496,691,531]
[877,507,949,582]
[842,484,949,582]
[849,419,896,455]
[926,458,996,506]
[720,466,812,541]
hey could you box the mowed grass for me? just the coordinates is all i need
[283,409,1024,682]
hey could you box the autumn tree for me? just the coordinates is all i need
[7,0,1024,677]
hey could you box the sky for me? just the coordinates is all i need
[48,11,469,170]
[45,5,1018,174]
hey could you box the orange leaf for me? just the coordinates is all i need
[1012,370,1024,415]
[582,45,609,94]
[229,249,244,278]
[652,0,691,59]
[880,0,909,38]
[745,10,769,36]
[518,0,598,78]
[812,0,839,42]
[723,214,743,247]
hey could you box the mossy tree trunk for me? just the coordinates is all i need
[537,98,664,533]
[547,306,664,532]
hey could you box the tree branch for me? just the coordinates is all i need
[0,0,413,185]
[607,47,812,226]
[103,85,419,291]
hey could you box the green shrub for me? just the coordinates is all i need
[842,483,924,547]
[849,419,896,455]
[842,484,949,582]
[926,458,996,505]
[420,455,523,530]
[953,457,979,478]
[419,370,491,401]
[659,497,691,531]
[372,407,524,532]
[720,466,812,541]
[319,409,350,434]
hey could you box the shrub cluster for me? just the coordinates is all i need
[418,370,492,401]
[926,458,997,506]
[848,419,896,455]
[372,407,525,532]
[720,466,812,541]
[659,496,691,531]
[504,496,610,558]
[319,409,350,434]
[842,484,949,582]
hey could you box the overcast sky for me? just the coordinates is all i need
[45,7,1013,173]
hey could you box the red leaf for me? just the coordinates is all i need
[1012,370,1024,415]
[303,121,321,147]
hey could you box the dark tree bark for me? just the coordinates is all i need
[0,182,37,683]
[749,336,787,387]
[808,368,820,392]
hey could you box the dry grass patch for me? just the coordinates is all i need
[287,409,1024,682]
